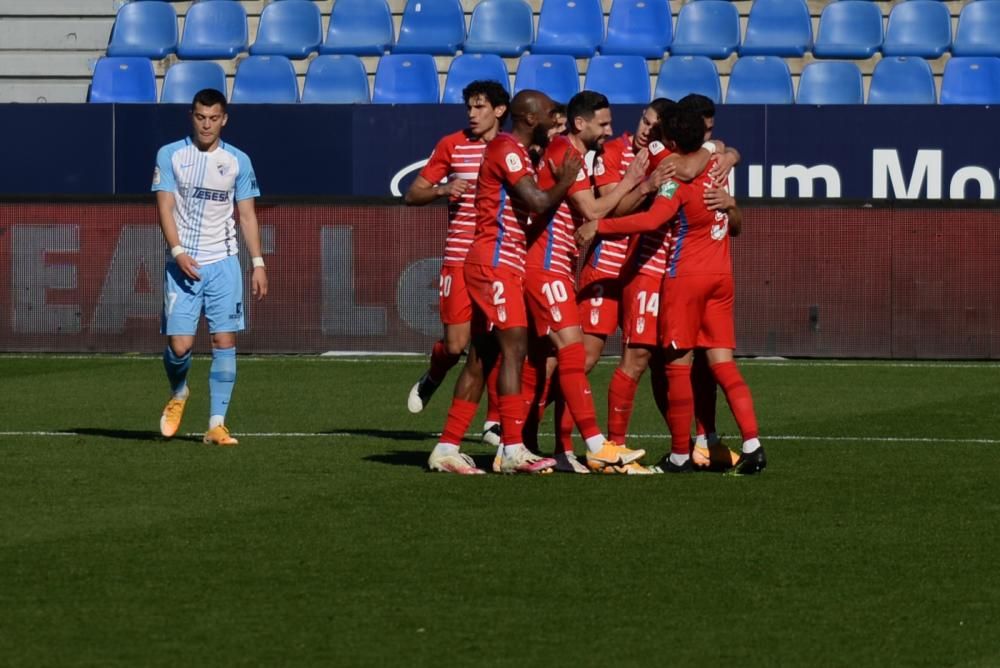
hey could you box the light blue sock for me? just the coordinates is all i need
[209,346,237,425]
[163,347,192,397]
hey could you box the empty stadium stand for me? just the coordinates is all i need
[0,0,994,105]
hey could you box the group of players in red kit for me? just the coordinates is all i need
[404,79,767,477]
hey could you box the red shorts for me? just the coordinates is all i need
[576,265,622,337]
[525,268,580,336]
[464,262,528,333]
[660,273,736,350]
[439,264,472,325]
[621,272,663,347]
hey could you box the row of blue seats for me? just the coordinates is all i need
[88,53,1000,105]
[108,0,1000,62]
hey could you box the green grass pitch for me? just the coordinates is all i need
[1,355,999,666]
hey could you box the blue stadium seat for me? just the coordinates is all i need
[952,1,1000,57]
[393,0,465,55]
[882,1,951,59]
[463,0,533,57]
[531,0,604,58]
[940,57,1000,104]
[669,1,740,59]
[161,61,227,103]
[583,55,650,104]
[725,56,794,104]
[88,56,156,103]
[250,0,322,59]
[513,54,580,103]
[372,54,440,103]
[106,1,177,59]
[177,0,248,59]
[796,61,863,104]
[654,55,721,104]
[813,1,883,59]
[230,55,299,103]
[740,0,813,57]
[320,0,393,56]
[442,54,510,103]
[302,55,370,103]
[867,57,937,104]
[514,54,580,104]
[600,0,672,58]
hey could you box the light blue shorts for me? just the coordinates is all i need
[162,255,245,335]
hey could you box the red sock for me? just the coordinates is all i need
[554,395,575,454]
[556,343,601,441]
[665,365,694,455]
[499,394,525,447]
[710,361,759,440]
[692,354,717,437]
[607,368,639,445]
[520,357,540,451]
[428,340,461,384]
[485,355,501,423]
[440,398,478,446]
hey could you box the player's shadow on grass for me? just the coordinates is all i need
[364,450,430,468]
[68,427,200,443]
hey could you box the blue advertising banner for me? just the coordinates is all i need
[1,104,996,200]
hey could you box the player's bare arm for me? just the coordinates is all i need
[404,175,469,205]
[157,190,201,281]
[512,149,583,215]
[569,148,649,220]
[237,198,268,300]
[603,157,677,216]
[704,185,742,236]
[710,147,741,185]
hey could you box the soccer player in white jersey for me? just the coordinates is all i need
[153,89,268,446]
[404,81,509,445]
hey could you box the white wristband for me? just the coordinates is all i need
[702,141,718,155]
[170,245,185,258]
[251,256,266,269]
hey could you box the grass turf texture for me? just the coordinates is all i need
[1,356,999,667]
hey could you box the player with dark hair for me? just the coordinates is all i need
[522,90,651,473]
[426,90,581,475]
[577,109,765,475]
[154,88,267,446]
[404,80,510,446]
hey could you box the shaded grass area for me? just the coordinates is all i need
[1,357,998,666]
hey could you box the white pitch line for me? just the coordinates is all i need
[1,354,1000,369]
[0,431,997,445]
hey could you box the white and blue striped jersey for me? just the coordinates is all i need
[152,138,260,265]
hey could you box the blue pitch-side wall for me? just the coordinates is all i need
[2,104,998,200]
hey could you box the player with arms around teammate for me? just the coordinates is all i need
[405,82,510,435]
[154,88,268,446]
[426,90,581,474]
[579,109,764,474]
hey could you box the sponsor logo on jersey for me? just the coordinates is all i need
[218,163,226,176]
[649,141,665,156]
[497,304,507,323]
[550,306,562,323]
[590,308,600,326]
[658,180,679,199]
[636,316,645,335]
[505,152,523,172]
[191,188,230,202]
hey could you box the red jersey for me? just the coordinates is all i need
[528,135,591,279]
[632,139,674,278]
[584,133,635,279]
[419,129,488,266]
[465,133,535,275]
[598,158,731,279]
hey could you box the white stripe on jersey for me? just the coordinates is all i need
[443,141,487,265]
[592,143,636,277]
